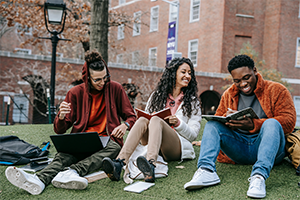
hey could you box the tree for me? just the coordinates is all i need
[222,42,291,91]
[90,0,109,62]
[0,0,146,58]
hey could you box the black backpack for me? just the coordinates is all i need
[0,135,49,165]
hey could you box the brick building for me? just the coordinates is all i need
[0,0,300,126]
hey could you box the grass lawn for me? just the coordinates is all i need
[0,121,300,200]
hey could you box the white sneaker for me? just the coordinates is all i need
[5,166,45,195]
[247,174,266,198]
[184,168,220,190]
[52,168,88,190]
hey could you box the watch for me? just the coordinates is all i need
[124,121,130,129]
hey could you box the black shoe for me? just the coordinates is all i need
[136,156,155,183]
[102,157,125,181]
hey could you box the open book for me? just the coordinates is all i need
[202,107,259,124]
[135,107,171,121]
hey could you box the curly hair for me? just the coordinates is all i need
[147,57,200,118]
[227,54,255,73]
[84,49,106,71]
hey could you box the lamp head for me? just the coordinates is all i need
[45,0,66,25]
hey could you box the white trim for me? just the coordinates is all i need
[295,37,300,68]
[133,11,142,36]
[236,14,254,19]
[150,6,159,32]
[148,47,157,66]
[0,51,84,65]
[117,24,125,40]
[169,0,178,23]
[282,78,300,85]
[294,96,300,127]
[190,0,200,23]
[116,54,123,63]
[14,48,32,55]
[132,51,140,65]
[188,39,198,67]
[299,2,300,18]
[119,0,126,5]
[110,0,142,10]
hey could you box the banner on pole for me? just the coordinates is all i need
[166,21,176,63]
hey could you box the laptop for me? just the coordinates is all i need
[50,132,110,154]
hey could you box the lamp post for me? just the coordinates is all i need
[40,0,70,123]
[162,0,179,52]
[162,0,181,61]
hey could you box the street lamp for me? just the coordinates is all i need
[40,0,70,123]
[162,0,181,62]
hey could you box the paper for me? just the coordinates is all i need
[124,181,155,193]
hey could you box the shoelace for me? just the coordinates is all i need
[248,176,263,190]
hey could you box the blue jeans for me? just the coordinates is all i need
[197,118,286,179]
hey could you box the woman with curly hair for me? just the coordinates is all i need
[102,57,202,183]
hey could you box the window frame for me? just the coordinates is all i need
[117,24,125,40]
[116,54,123,63]
[14,48,32,55]
[150,6,159,32]
[169,0,178,23]
[148,47,157,66]
[190,0,201,23]
[119,0,126,5]
[133,11,142,36]
[295,37,300,68]
[132,51,140,65]
[188,39,199,67]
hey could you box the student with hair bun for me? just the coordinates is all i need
[5,50,136,195]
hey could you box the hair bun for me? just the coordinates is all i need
[84,49,103,64]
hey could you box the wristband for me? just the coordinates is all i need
[124,121,130,129]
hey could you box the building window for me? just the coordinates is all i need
[132,51,140,65]
[150,6,159,32]
[295,38,300,67]
[299,2,300,18]
[117,54,123,63]
[117,24,124,40]
[133,11,141,36]
[149,47,157,66]
[14,48,32,54]
[169,1,178,22]
[16,23,32,35]
[12,94,29,123]
[119,0,126,5]
[190,0,200,22]
[188,39,198,66]
[294,96,300,127]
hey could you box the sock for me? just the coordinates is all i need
[200,167,214,173]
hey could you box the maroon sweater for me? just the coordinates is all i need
[53,62,136,147]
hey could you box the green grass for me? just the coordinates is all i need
[0,122,299,200]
